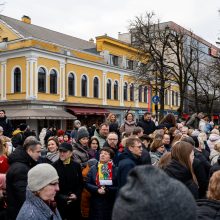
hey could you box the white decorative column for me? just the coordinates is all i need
[102,71,107,105]
[26,56,37,99]
[119,74,124,106]
[59,62,66,101]
[135,85,139,107]
[0,61,7,100]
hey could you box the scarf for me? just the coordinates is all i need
[43,199,57,213]
[96,161,113,186]
[63,157,71,165]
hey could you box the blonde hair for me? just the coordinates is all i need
[214,142,220,152]
[207,170,220,200]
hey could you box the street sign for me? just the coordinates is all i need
[152,95,160,104]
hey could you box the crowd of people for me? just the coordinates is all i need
[0,109,220,219]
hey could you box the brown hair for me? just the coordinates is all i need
[171,133,182,147]
[47,136,59,148]
[124,112,134,121]
[150,139,164,152]
[207,170,220,200]
[100,147,115,159]
[89,136,100,150]
[171,141,197,185]
[159,113,177,127]
[106,113,117,123]
[158,152,171,170]
[126,137,142,148]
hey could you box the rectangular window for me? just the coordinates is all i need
[110,55,119,66]
[126,60,134,70]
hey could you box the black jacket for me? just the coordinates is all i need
[103,141,120,166]
[53,159,83,220]
[6,146,38,220]
[117,148,142,189]
[209,156,220,177]
[86,164,118,220]
[164,159,199,199]
[197,199,220,219]
[137,119,156,135]
[0,116,13,137]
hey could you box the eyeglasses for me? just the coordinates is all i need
[108,138,118,141]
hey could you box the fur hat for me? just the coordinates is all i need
[77,127,89,141]
[28,164,59,192]
[112,165,197,220]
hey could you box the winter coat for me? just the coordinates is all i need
[207,134,220,151]
[11,130,24,148]
[6,146,38,220]
[137,119,156,135]
[117,148,142,189]
[150,151,163,166]
[108,122,120,138]
[94,129,107,148]
[53,159,83,220]
[86,164,118,220]
[210,149,220,166]
[157,122,174,130]
[210,156,220,177]
[193,158,209,199]
[199,119,207,132]
[140,146,152,165]
[119,120,136,134]
[0,116,13,138]
[0,155,9,173]
[72,143,90,167]
[16,188,62,220]
[186,114,200,129]
[197,199,220,220]
[164,159,199,199]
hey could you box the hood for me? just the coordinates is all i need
[8,146,36,166]
[208,134,220,142]
[12,129,22,136]
[197,199,220,210]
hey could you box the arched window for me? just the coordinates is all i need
[130,83,134,101]
[107,79,111,99]
[38,67,46,93]
[81,75,87,97]
[14,67,21,93]
[114,81,118,100]
[68,73,75,96]
[93,77,99,98]
[138,85,142,102]
[144,86,148,103]
[124,82,128,101]
[50,69,57,94]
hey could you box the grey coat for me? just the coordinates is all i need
[16,188,62,220]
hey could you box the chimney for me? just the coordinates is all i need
[89,38,94,43]
[22,15,31,24]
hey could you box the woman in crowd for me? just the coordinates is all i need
[106,113,120,138]
[209,142,220,166]
[46,137,60,163]
[72,127,90,168]
[157,113,177,130]
[0,140,9,174]
[86,147,118,220]
[16,163,61,220]
[0,174,6,220]
[197,170,220,219]
[120,112,136,134]
[88,136,100,159]
[150,138,165,166]
[164,141,199,199]
[63,133,72,144]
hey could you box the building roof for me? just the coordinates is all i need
[0,14,96,51]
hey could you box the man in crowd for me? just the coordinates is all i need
[0,110,13,138]
[53,142,83,220]
[137,112,156,135]
[117,137,143,188]
[6,136,41,220]
[94,123,109,148]
[162,134,172,152]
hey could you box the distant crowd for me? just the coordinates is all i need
[0,109,220,220]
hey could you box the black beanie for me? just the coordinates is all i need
[112,165,197,220]
[77,128,89,141]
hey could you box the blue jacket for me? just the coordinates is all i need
[16,188,62,220]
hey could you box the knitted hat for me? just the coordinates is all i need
[77,127,89,141]
[74,120,81,127]
[59,142,73,152]
[0,126,3,132]
[112,165,197,220]
[28,164,59,192]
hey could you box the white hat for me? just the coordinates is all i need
[28,164,59,192]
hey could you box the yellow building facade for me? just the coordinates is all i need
[0,15,179,133]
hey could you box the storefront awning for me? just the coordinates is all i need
[5,109,77,120]
[67,107,109,115]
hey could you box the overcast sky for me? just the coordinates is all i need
[2,0,220,46]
